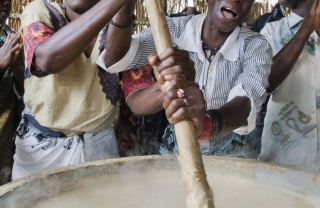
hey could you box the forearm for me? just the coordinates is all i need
[0,43,24,94]
[10,57,24,95]
[0,48,10,71]
[127,82,163,115]
[104,1,135,67]
[267,29,312,93]
[209,96,251,134]
[35,0,128,74]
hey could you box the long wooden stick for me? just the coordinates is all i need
[145,1,214,207]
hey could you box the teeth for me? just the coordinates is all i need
[225,7,236,13]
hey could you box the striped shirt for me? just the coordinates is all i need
[97,14,272,157]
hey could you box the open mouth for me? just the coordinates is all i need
[221,7,238,20]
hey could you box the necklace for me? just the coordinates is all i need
[202,42,222,60]
[201,42,223,106]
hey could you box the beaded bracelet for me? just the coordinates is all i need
[110,14,136,28]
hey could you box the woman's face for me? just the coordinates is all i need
[207,0,254,32]
[0,0,11,24]
[64,0,100,14]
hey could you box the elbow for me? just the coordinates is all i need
[127,100,156,116]
[34,56,62,74]
[266,81,279,94]
[103,56,111,68]
[128,105,151,116]
[127,96,163,116]
[104,55,119,68]
[240,96,251,111]
[35,62,55,74]
[127,100,141,115]
[236,96,251,126]
[34,48,65,74]
[126,95,145,115]
[43,67,60,75]
[129,106,145,116]
[266,87,273,94]
[243,97,251,123]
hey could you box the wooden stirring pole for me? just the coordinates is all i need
[145,1,214,207]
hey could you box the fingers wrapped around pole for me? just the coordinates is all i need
[145,1,214,207]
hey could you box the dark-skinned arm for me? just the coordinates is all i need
[32,0,131,74]
[163,80,251,137]
[212,96,251,134]
[11,51,25,95]
[0,33,21,71]
[11,33,25,95]
[0,33,24,94]
[104,1,136,67]
[127,82,163,115]
[126,47,195,115]
[267,29,313,93]
[267,1,316,93]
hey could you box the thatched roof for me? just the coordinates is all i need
[8,0,275,32]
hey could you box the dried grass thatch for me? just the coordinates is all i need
[245,1,273,26]
[9,0,63,31]
[134,0,208,32]
[8,0,275,32]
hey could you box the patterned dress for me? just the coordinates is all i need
[12,0,120,179]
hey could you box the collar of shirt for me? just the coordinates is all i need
[287,12,319,44]
[175,13,240,62]
[287,11,304,29]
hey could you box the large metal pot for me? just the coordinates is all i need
[0,156,319,208]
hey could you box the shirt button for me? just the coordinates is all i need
[311,110,316,113]
[311,85,314,89]
[309,61,314,65]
